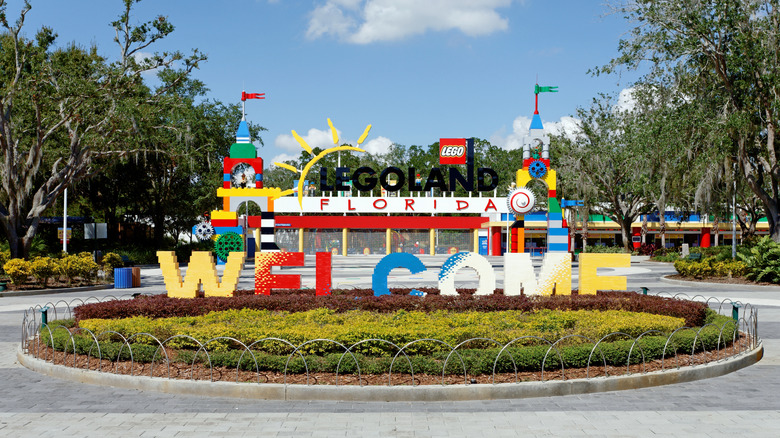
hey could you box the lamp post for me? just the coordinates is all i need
[732,173,737,259]
[62,188,68,254]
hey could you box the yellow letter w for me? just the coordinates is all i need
[157,251,246,298]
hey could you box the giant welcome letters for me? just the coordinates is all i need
[157,251,630,298]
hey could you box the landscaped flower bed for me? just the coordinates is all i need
[34,291,740,382]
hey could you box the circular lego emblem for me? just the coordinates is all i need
[214,232,245,262]
[507,188,536,215]
[194,221,215,241]
[528,160,547,179]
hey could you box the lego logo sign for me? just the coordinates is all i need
[439,138,467,165]
[441,146,465,157]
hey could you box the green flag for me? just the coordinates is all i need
[534,85,558,93]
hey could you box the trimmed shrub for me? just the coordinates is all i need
[30,257,59,287]
[58,253,100,285]
[101,252,124,278]
[74,291,708,327]
[675,258,749,279]
[4,258,31,285]
[583,245,628,253]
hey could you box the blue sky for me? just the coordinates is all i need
[11,0,642,167]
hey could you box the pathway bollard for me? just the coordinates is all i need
[732,303,742,321]
[40,306,49,328]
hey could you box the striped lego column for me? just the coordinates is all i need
[259,211,279,251]
[511,218,524,253]
[547,198,568,252]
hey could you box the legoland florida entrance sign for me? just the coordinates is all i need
[163,86,631,299]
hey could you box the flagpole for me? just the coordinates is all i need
[241,90,246,120]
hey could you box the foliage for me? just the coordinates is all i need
[737,237,780,283]
[600,0,780,242]
[0,249,9,274]
[74,291,708,328]
[636,244,656,256]
[650,246,680,262]
[582,245,628,254]
[0,0,205,258]
[555,94,655,251]
[77,308,685,355]
[652,253,680,263]
[3,258,31,284]
[114,248,157,265]
[690,246,734,262]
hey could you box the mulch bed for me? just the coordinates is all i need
[2,279,110,291]
[26,337,751,386]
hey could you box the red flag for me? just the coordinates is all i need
[241,92,265,101]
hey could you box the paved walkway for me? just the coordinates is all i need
[0,258,778,437]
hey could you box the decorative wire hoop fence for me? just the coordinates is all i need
[20,292,760,387]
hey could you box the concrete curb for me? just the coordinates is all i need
[0,284,114,298]
[659,275,780,291]
[17,342,763,402]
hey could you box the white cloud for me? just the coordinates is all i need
[306,0,512,44]
[615,87,637,112]
[490,115,581,151]
[361,136,393,154]
[274,127,394,156]
[269,153,300,166]
[274,128,339,152]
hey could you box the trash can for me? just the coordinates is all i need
[114,267,133,289]
[131,267,141,288]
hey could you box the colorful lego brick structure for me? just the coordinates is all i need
[510,84,569,254]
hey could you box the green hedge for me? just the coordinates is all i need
[78,308,686,355]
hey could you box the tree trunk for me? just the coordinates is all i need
[713,215,720,247]
[579,206,589,249]
[619,218,633,252]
